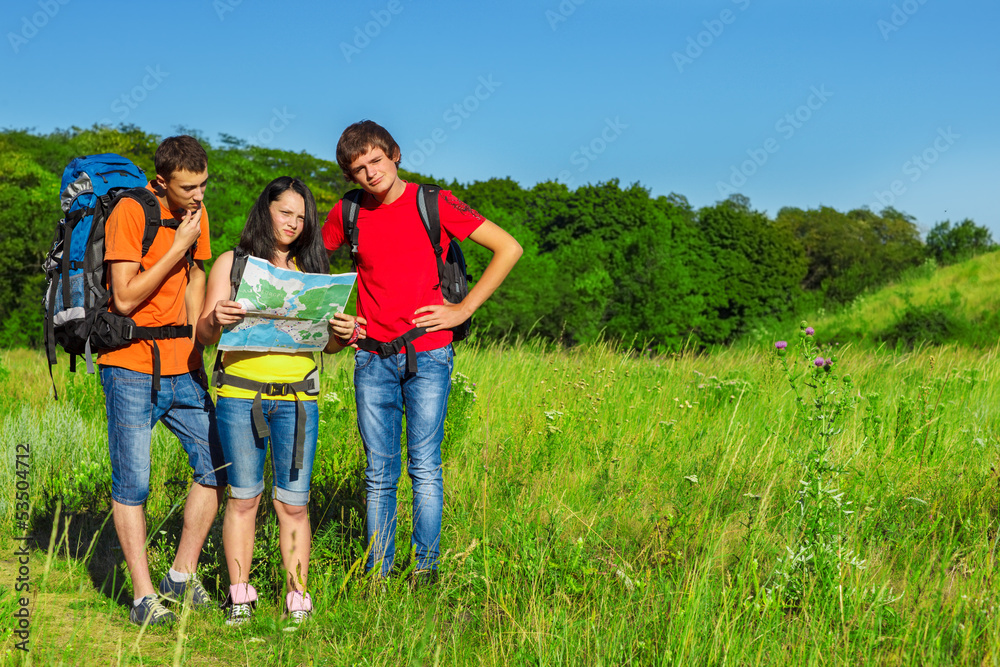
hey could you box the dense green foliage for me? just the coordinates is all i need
[1,125,985,352]
[925,218,997,265]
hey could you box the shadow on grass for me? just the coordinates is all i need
[28,465,367,609]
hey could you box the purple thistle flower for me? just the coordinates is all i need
[805,327,815,336]
[824,358,832,366]
[775,341,787,349]
[814,357,825,367]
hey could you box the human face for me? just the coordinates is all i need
[348,145,403,202]
[157,169,208,214]
[270,189,305,251]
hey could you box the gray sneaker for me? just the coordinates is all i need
[225,600,255,627]
[283,591,312,631]
[158,574,213,608]
[129,594,176,626]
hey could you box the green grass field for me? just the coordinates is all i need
[2,315,1000,663]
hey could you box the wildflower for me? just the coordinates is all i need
[775,341,787,350]
[814,357,825,367]
[824,358,832,367]
[805,327,815,336]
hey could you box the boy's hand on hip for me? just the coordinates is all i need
[413,303,470,332]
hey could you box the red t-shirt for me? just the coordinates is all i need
[322,182,484,353]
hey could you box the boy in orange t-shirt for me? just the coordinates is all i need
[100,135,225,626]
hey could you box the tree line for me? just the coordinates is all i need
[0,125,994,350]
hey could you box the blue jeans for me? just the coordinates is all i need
[216,396,318,506]
[354,345,453,576]
[100,365,226,506]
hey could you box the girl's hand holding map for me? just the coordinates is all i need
[211,299,247,327]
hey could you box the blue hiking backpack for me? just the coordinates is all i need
[43,153,195,396]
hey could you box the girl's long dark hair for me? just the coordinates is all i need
[237,176,329,274]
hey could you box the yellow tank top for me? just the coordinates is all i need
[215,350,318,401]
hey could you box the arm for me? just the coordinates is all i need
[109,207,203,315]
[412,219,522,332]
[196,251,246,346]
[185,259,206,341]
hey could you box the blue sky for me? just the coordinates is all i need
[2,0,998,235]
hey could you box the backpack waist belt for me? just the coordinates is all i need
[89,310,192,392]
[355,327,429,374]
[212,365,320,470]
[128,325,193,392]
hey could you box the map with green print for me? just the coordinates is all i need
[218,256,357,352]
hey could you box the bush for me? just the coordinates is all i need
[878,306,968,348]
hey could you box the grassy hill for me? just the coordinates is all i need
[809,250,1000,348]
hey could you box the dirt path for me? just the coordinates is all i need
[1,552,227,665]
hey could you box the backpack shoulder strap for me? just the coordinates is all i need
[341,189,365,256]
[117,187,197,263]
[115,188,162,257]
[416,184,446,285]
[229,246,249,301]
[213,246,250,389]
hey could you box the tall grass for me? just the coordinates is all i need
[2,334,1000,664]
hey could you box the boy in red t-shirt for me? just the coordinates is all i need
[323,121,522,581]
[101,135,225,626]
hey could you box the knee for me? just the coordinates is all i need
[409,462,443,488]
[228,495,261,517]
[273,499,308,522]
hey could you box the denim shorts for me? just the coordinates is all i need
[216,396,318,506]
[100,365,226,506]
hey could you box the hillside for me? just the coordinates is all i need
[811,250,1000,348]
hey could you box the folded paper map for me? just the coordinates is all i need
[218,256,357,352]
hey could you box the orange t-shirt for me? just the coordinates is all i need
[98,183,212,375]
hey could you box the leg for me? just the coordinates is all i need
[100,366,156,599]
[113,501,154,598]
[172,482,224,573]
[215,396,270,585]
[161,371,229,574]
[353,351,404,576]
[223,495,261,585]
[268,399,318,591]
[402,345,453,571]
[273,500,311,591]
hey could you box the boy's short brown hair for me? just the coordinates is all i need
[336,120,401,180]
[154,135,208,179]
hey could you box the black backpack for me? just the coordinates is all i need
[341,184,472,372]
[43,153,195,396]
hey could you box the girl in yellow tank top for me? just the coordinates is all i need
[196,176,363,627]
